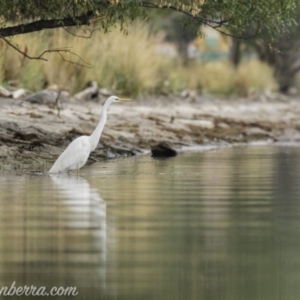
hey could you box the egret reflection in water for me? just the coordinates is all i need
[50,174,106,227]
[50,174,107,290]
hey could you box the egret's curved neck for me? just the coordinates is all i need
[89,98,114,151]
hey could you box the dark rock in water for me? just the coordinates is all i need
[151,142,177,157]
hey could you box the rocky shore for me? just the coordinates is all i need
[1,91,300,174]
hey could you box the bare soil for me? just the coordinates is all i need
[1,93,300,173]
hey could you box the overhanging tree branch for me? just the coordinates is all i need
[140,1,259,40]
[141,1,226,25]
[0,11,95,37]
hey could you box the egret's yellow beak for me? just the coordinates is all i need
[118,97,131,102]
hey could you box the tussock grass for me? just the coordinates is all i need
[161,60,275,96]
[198,61,236,95]
[0,23,276,97]
[236,60,276,96]
[0,24,164,96]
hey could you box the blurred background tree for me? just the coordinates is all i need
[228,4,300,93]
[150,12,198,64]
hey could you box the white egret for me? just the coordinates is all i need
[48,96,131,173]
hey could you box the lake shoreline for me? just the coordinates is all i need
[1,92,300,174]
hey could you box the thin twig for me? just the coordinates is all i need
[0,36,92,67]
[63,27,94,38]
[208,25,259,40]
[54,90,62,118]
[63,23,101,38]
[90,15,107,23]
[62,13,107,38]
[1,36,46,61]
[57,51,92,68]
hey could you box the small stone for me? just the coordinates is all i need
[217,122,230,129]
[99,88,113,97]
[12,88,26,99]
[25,89,69,105]
[0,146,9,158]
[180,119,215,129]
[151,142,177,157]
[244,127,270,136]
[73,81,99,101]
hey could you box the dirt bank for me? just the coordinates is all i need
[1,92,300,173]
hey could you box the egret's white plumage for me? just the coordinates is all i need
[48,95,130,173]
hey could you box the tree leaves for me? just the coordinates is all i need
[0,0,297,39]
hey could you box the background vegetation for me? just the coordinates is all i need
[0,1,298,97]
[0,22,275,97]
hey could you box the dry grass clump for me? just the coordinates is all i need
[157,61,235,95]
[46,24,164,96]
[199,61,236,95]
[236,60,276,96]
[163,60,275,96]
[0,23,164,96]
[0,23,276,97]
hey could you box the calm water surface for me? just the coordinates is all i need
[0,145,300,299]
